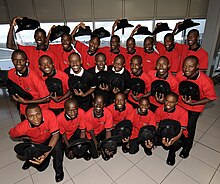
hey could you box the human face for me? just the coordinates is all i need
[93,96,105,115]
[12,53,27,73]
[95,55,106,71]
[139,99,150,114]
[26,107,43,127]
[182,58,198,79]
[156,58,169,77]
[113,57,124,72]
[126,39,135,53]
[65,103,78,119]
[61,34,72,51]
[39,57,54,75]
[34,31,46,47]
[164,37,174,51]
[130,58,142,75]
[187,32,198,48]
[88,37,100,55]
[69,54,82,73]
[115,94,126,110]
[144,38,153,53]
[110,37,120,51]
[164,95,177,112]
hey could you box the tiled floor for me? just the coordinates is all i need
[0,86,220,184]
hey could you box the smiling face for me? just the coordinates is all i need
[130,55,142,75]
[95,53,106,71]
[126,38,135,53]
[34,29,47,47]
[68,53,82,73]
[182,56,199,79]
[110,36,120,52]
[65,101,78,119]
[26,106,43,127]
[88,36,100,55]
[144,37,154,53]
[39,56,54,75]
[156,56,170,77]
[114,93,126,110]
[139,98,150,114]
[187,30,199,48]
[61,34,72,51]
[164,94,178,112]
[93,95,105,116]
[11,51,27,73]
[164,34,174,51]
[113,55,125,72]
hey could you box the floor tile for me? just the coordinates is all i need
[0,147,20,169]
[199,133,220,152]
[197,115,216,132]
[136,154,174,183]
[72,163,113,184]
[210,170,220,184]
[0,161,30,183]
[15,176,34,184]
[177,156,216,184]
[115,165,157,184]
[97,152,133,180]
[121,147,146,164]
[63,179,74,184]
[194,129,206,141]
[161,168,199,184]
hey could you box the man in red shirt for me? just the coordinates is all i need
[71,22,101,70]
[129,98,156,155]
[9,104,64,182]
[57,98,91,160]
[107,92,134,153]
[8,49,50,120]
[38,55,71,115]
[176,56,217,158]
[155,92,188,166]
[7,17,58,76]
[85,95,113,159]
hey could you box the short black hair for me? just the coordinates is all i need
[114,54,125,64]
[25,104,41,115]
[68,52,81,61]
[64,98,78,109]
[93,94,106,104]
[188,29,199,37]
[164,33,174,41]
[38,55,53,64]
[144,36,154,43]
[165,92,178,102]
[156,55,169,64]
[111,35,120,42]
[95,52,106,61]
[11,49,28,60]
[184,55,199,65]
[131,55,142,64]
[34,28,46,37]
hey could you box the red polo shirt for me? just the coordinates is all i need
[39,70,69,109]
[99,46,126,66]
[8,68,50,115]
[18,45,58,76]
[139,50,160,73]
[176,71,217,112]
[180,45,208,70]
[85,107,113,139]
[49,44,76,71]
[57,109,86,140]
[130,109,156,139]
[155,105,188,137]
[9,109,59,144]
[147,70,179,108]
[107,103,134,126]
[156,42,181,73]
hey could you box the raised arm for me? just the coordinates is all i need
[129,24,141,37]
[70,22,85,45]
[112,18,120,36]
[6,16,22,50]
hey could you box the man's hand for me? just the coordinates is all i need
[74,89,85,97]
[99,84,109,91]
[144,140,154,149]
[122,137,129,143]
[112,87,120,94]
[155,92,165,104]
[182,95,194,106]
[11,16,23,26]
[29,153,47,165]
[50,92,59,102]
[12,94,26,104]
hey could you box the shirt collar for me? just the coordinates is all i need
[95,65,108,73]
[43,69,56,78]
[184,71,200,80]
[36,45,48,51]
[164,106,176,113]
[112,67,125,74]
[156,71,169,80]
[93,109,104,118]
[64,112,77,121]
[16,67,29,77]
[188,44,201,51]
[137,108,148,116]
[70,67,84,76]
[114,104,126,112]
[29,118,44,128]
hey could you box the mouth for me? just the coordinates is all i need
[44,68,50,72]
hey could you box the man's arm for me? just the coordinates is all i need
[70,22,85,45]
[6,16,22,50]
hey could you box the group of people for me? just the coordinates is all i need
[6,17,217,183]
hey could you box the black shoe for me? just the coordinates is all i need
[55,171,64,183]
[22,161,30,170]
[166,155,175,166]
[144,148,152,156]
[179,149,189,159]
[122,144,129,153]
[83,152,91,161]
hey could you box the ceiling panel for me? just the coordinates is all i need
[6,0,35,21]
[156,0,188,19]
[125,0,154,19]
[94,0,122,20]
[189,0,209,18]
[64,0,92,21]
[0,0,8,23]
[34,0,63,22]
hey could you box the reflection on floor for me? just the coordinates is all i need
[0,86,220,184]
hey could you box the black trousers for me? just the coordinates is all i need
[182,110,201,152]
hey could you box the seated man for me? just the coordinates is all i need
[57,98,91,160]
[9,104,64,182]
[85,95,113,160]
[155,92,188,166]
